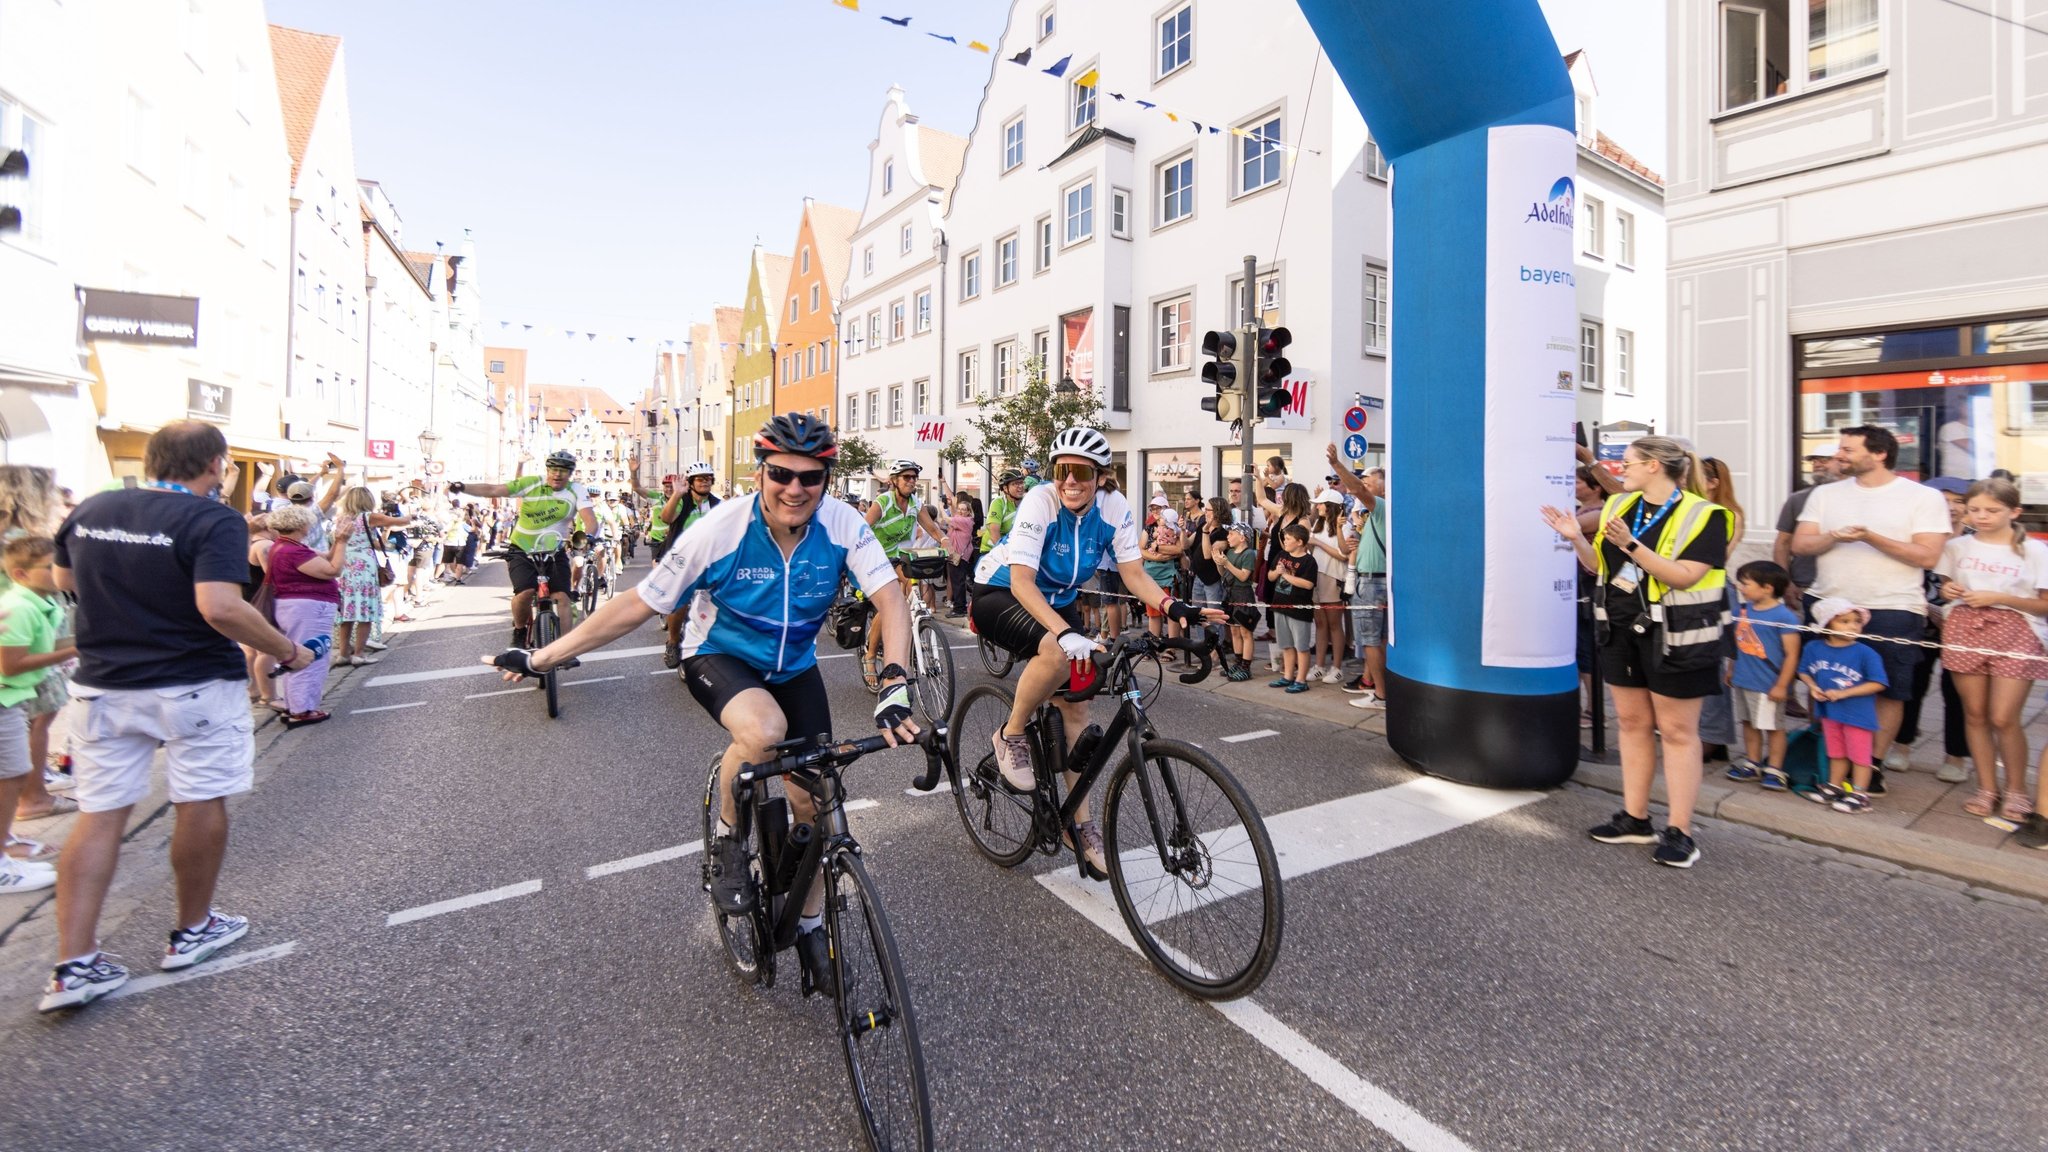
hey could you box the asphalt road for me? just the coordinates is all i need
[0,557,2042,1151]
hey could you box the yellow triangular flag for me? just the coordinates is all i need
[833,0,858,9]
[1074,68,1099,88]
[967,40,990,52]
[1166,111,1178,122]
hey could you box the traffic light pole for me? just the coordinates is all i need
[1238,253,1258,522]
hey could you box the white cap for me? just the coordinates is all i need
[1314,489,1345,506]
[1810,597,1863,629]
[1150,494,1169,506]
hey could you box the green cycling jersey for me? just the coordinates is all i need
[871,490,922,558]
[981,492,1019,551]
[505,475,591,552]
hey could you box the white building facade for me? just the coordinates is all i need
[359,180,436,485]
[836,86,966,499]
[937,0,1391,503]
[1668,0,2048,549]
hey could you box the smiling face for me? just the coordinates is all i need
[756,452,826,532]
[1618,449,1663,494]
[1052,457,1095,513]
[1835,434,1884,478]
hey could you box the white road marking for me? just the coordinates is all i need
[587,840,703,878]
[106,941,300,1002]
[1220,729,1279,743]
[844,798,880,813]
[464,685,537,700]
[352,701,428,715]
[386,879,543,926]
[364,644,663,688]
[561,675,624,688]
[1037,775,1539,1152]
[905,784,950,799]
[650,668,675,675]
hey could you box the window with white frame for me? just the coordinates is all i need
[1158,4,1192,78]
[1582,195,1605,258]
[1003,116,1025,172]
[863,246,874,276]
[846,392,860,429]
[961,251,981,300]
[807,345,818,376]
[1070,72,1097,133]
[891,300,906,340]
[810,283,821,312]
[1231,269,1283,327]
[869,311,882,346]
[1033,330,1051,367]
[915,290,932,333]
[1237,112,1283,195]
[847,318,863,356]
[901,222,913,254]
[1362,263,1389,355]
[867,390,882,429]
[1110,188,1130,238]
[800,246,811,275]
[1039,3,1055,40]
[959,350,979,402]
[1064,182,1094,245]
[1155,295,1193,373]
[1579,321,1603,390]
[1720,0,1879,113]
[914,378,930,416]
[1615,329,1634,394]
[883,160,894,195]
[888,384,904,425]
[819,404,830,429]
[995,341,1017,395]
[1363,132,1388,180]
[0,99,49,247]
[181,140,207,216]
[1158,152,1194,226]
[997,233,1019,286]
[1036,216,1053,271]
[788,297,799,324]
[124,90,157,179]
[1616,210,1635,267]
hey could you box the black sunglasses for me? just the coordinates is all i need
[763,463,828,489]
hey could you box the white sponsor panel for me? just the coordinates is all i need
[1481,125,1578,668]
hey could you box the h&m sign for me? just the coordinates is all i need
[912,419,948,446]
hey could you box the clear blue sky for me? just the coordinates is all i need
[268,0,1665,400]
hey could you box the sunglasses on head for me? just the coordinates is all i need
[1053,462,1096,484]
[763,463,828,489]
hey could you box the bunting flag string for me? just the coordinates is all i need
[487,318,826,357]
[827,0,1321,155]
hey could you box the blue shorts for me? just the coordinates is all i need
[1351,575,1387,648]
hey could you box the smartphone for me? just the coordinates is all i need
[1575,421,1589,449]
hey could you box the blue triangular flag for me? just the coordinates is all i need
[926,32,956,43]
[1041,54,1071,77]
[1108,92,1126,101]
[880,14,910,26]
[1136,100,1156,109]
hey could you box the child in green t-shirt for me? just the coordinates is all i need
[0,536,76,885]
[1216,523,1259,681]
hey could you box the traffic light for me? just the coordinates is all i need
[1254,327,1293,418]
[1198,330,1239,421]
[0,149,25,234]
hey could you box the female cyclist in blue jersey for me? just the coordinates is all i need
[969,427,1223,876]
[489,414,918,994]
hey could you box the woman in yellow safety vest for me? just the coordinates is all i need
[1542,436,1731,870]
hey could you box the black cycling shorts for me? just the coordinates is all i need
[970,583,1084,661]
[680,655,834,750]
[505,548,572,596]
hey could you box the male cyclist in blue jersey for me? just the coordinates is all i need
[488,414,917,995]
[969,427,1221,876]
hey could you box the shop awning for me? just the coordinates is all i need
[95,419,299,460]
[0,361,94,389]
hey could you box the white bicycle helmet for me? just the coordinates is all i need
[1048,426,1112,467]
[683,461,715,479]
[890,459,922,476]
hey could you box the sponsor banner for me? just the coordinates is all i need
[1481,124,1578,669]
[79,288,200,347]
[1061,309,1095,392]
[186,379,232,421]
[912,419,948,446]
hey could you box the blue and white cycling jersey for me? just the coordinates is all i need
[982,484,1141,609]
[637,494,896,681]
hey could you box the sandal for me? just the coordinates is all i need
[282,710,331,728]
[1964,788,2000,817]
[16,795,78,821]
[4,835,56,863]
[2002,792,2035,822]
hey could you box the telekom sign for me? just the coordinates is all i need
[366,439,396,461]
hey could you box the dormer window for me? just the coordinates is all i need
[883,160,895,194]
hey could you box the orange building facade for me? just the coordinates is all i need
[774,199,861,429]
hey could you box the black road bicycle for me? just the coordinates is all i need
[920,631,1283,1000]
[702,729,946,1152]
[527,545,569,718]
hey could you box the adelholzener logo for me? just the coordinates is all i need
[1524,176,1575,228]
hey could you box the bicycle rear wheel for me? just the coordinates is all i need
[827,850,932,1152]
[946,685,1036,867]
[532,610,561,718]
[978,634,1013,678]
[1102,738,1283,1000]
[700,755,763,982]
[912,618,955,727]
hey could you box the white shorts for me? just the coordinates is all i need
[1735,687,1782,733]
[67,679,254,813]
[0,703,28,779]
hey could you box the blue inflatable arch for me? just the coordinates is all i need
[1294,0,1580,788]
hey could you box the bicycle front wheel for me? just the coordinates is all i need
[947,685,1036,867]
[1103,738,1283,1000]
[912,619,955,727]
[826,850,932,1152]
[532,610,561,718]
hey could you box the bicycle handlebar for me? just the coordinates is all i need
[1062,629,1215,702]
[738,726,949,799]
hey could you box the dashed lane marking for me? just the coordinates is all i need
[352,702,429,715]
[905,784,949,799]
[386,880,544,927]
[105,941,300,1002]
[560,675,625,688]
[1037,776,1542,1152]
[464,685,538,700]
[584,799,882,878]
[1220,729,1280,743]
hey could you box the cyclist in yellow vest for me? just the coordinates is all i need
[447,449,599,649]
[1541,436,1729,870]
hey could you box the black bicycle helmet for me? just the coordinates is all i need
[754,412,838,462]
[545,449,577,469]
[997,469,1026,487]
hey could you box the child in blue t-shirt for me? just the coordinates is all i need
[1798,598,1890,814]
[1727,561,1804,790]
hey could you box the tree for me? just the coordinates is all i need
[965,354,1106,469]
[937,434,971,469]
[836,431,883,479]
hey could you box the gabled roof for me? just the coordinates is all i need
[269,25,340,186]
[759,252,794,339]
[918,125,969,210]
[806,202,863,306]
[1045,125,1137,171]
[715,305,744,346]
[1592,130,1663,188]
[532,384,635,431]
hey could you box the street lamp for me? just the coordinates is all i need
[418,430,440,481]
[1056,376,1081,396]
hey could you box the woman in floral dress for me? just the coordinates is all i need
[334,486,412,665]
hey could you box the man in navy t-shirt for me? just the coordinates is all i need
[41,422,316,1012]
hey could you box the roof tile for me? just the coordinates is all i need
[269,25,340,186]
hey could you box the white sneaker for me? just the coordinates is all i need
[363,640,389,652]
[1303,666,1324,683]
[0,856,56,894]
[1349,691,1386,710]
[162,910,249,971]
[43,768,75,792]
[1881,745,1912,773]
[1935,758,1969,784]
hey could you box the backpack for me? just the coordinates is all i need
[1784,723,1830,797]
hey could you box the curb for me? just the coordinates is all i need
[1569,760,2048,904]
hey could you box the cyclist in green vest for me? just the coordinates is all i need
[861,459,956,672]
[447,449,598,649]
[980,469,1028,552]
[641,475,677,559]
[659,461,722,668]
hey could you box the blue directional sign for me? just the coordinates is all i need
[1343,406,1368,432]
[1343,433,1369,460]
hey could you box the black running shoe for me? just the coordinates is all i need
[511,625,529,650]
[706,834,756,915]
[662,641,680,669]
[1864,768,1888,797]
[1652,826,1701,868]
[796,924,838,999]
[1589,810,1657,844]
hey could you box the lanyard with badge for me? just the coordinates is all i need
[1609,490,1680,600]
